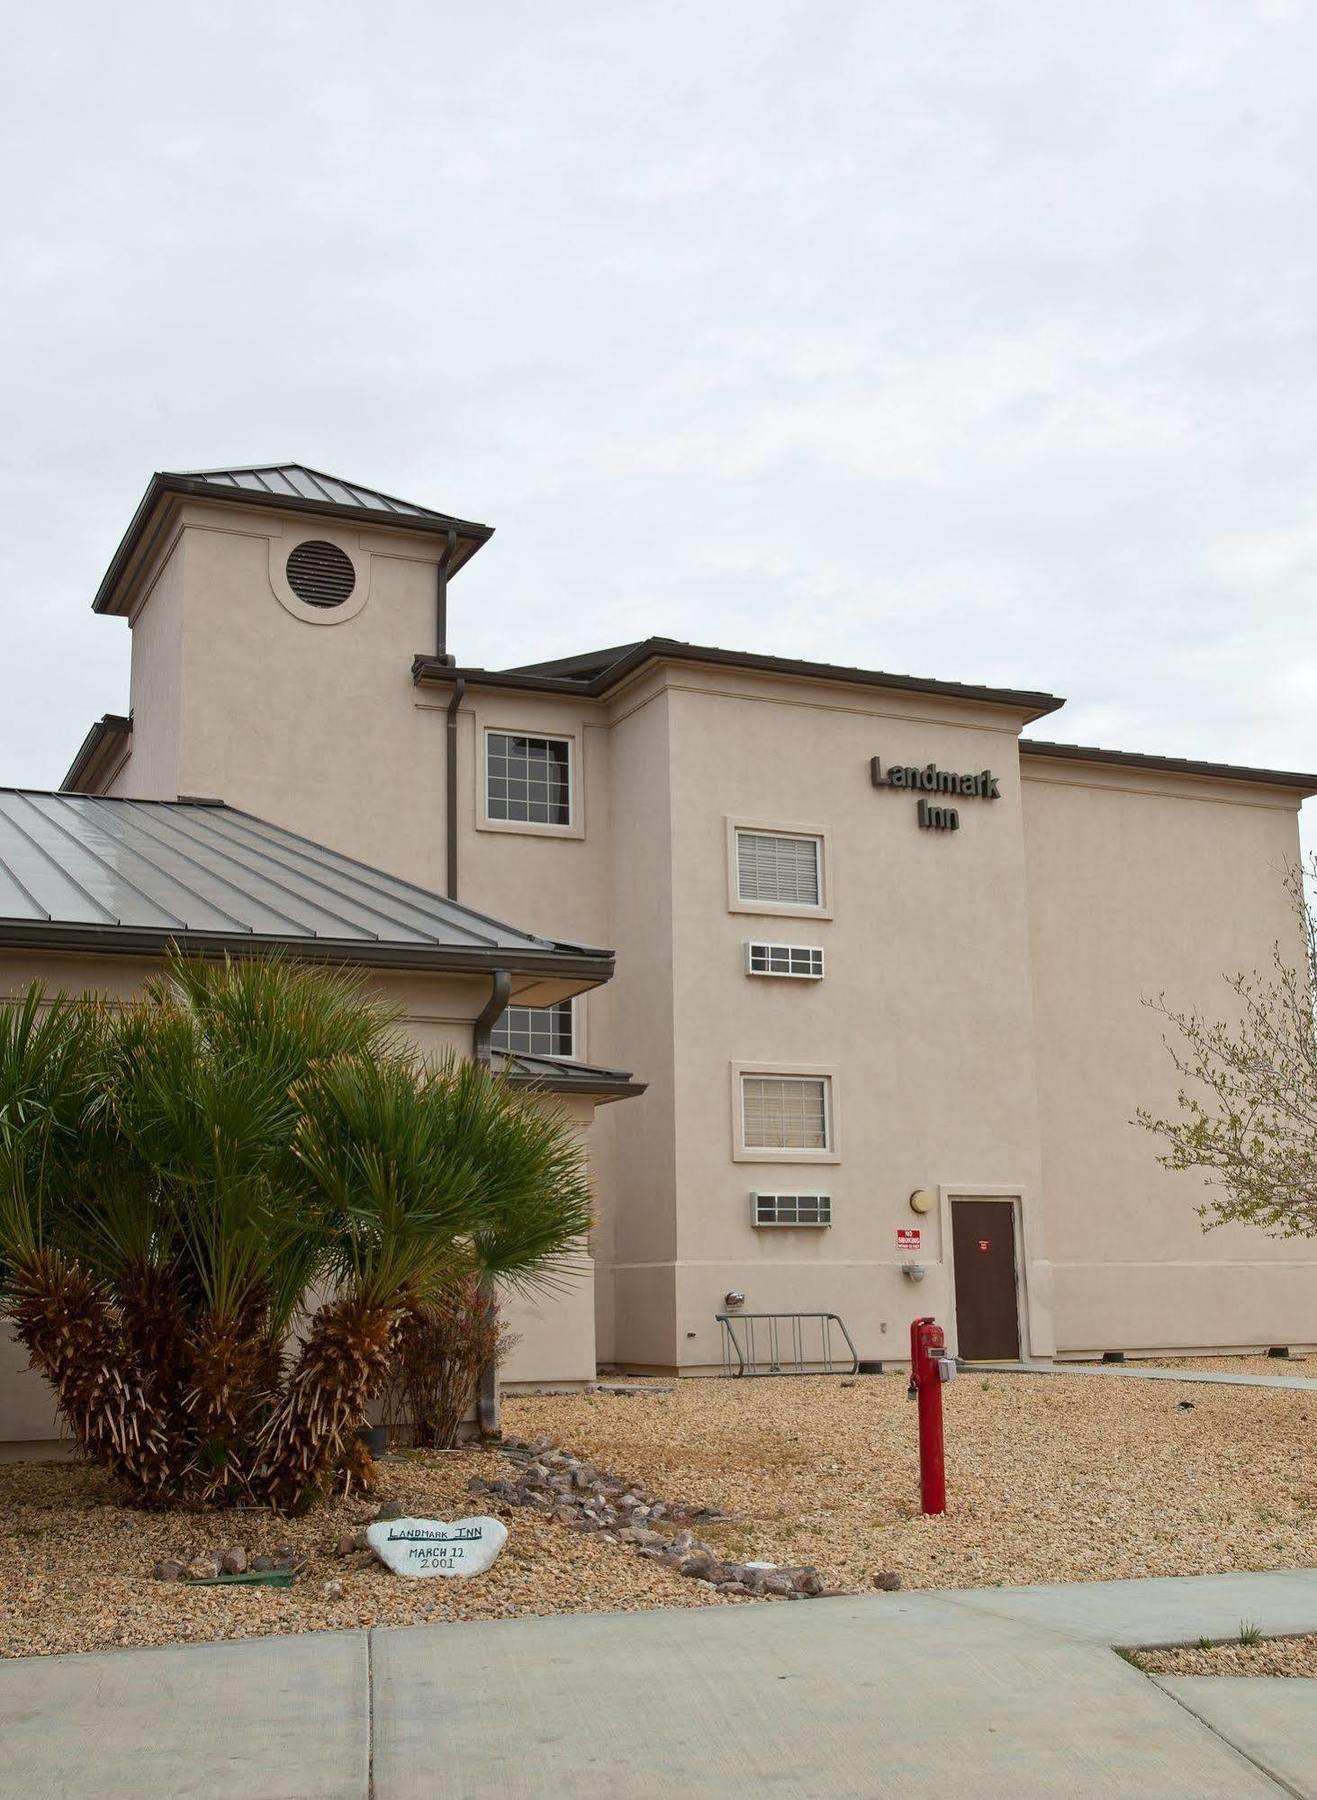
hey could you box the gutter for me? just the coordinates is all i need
[1020,739,1317,794]
[0,920,614,984]
[60,714,132,793]
[412,641,1067,723]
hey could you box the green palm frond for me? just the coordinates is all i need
[416,1055,595,1296]
[0,951,598,1513]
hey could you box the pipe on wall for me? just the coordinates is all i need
[473,966,512,1435]
[472,967,511,1066]
[445,677,466,900]
[434,529,458,664]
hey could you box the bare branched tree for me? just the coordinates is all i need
[1138,861,1317,1238]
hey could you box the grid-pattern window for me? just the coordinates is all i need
[741,1075,830,1151]
[735,830,822,907]
[745,942,825,979]
[490,1001,574,1059]
[752,1193,832,1227]
[486,732,571,826]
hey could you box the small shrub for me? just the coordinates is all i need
[1239,1620,1264,1648]
[386,1277,517,1449]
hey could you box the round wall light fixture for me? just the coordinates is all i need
[909,1189,936,1215]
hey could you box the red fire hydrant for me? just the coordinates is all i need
[908,1316,955,1515]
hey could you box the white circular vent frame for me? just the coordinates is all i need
[268,529,370,625]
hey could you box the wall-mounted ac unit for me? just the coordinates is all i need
[744,942,825,979]
[751,1192,832,1227]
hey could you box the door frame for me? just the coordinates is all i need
[939,1184,1044,1362]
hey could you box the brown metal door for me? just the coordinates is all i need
[951,1199,1020,1359]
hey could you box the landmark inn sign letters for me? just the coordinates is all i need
[869,755,1002,832]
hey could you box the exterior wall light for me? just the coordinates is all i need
[724,1290,746,1309]
[902,1263,927,1283]
[909,1189,935,1215]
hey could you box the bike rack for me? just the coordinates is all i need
[716,1311,859,1378]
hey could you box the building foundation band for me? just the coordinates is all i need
[2,459,1314,1441]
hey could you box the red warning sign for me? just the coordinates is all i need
[896,1228,921,1252]
[977,1238,991,1253]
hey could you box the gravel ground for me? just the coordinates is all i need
[1069,1356,1315,1376]
[5,1366,1316,1659]
[505,1369,1317,1595]
[1139,1635,1317,1678]
[0,1447,733,1660]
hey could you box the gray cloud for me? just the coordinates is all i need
[3,1,1316,835]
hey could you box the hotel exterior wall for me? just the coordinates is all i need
[1022,757,1317,1353]
[77,488,1317,1370]
[122,506,451,888]
[450,672,682,1368]
[0,952,599,1443]
[109,532,187,799]
[662,669,1050,1370]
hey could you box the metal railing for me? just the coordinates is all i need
[716,1311,859,1378]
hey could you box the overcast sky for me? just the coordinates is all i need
[4,3,1316,823]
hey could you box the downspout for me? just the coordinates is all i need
[472,967,512,1437]
[445,677,465,901]
[472,968,511,1066]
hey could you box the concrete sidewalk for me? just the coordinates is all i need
[4,1571,1317,1797]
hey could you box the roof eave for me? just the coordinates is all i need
[503,1070,647,1104]
[413,641,1065,721]
[60,714,132,793]
[0,921,616,982]
[1020,739,1317,795]
[93,474,494,616]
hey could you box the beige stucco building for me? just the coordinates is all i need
[5,459,1316,1437]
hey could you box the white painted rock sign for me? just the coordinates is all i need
[366,1515,508,1579]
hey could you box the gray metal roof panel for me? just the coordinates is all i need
[180,464,451,519]
[492,1050,645,1102]
[0,792,613,974]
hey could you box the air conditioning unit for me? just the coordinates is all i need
[743,942,825,979]
[751,1192,832,1227]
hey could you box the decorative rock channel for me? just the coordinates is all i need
[153,1545,303,1582]
[468,1436,832,1599]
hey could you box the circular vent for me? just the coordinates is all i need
[285,540,356,608]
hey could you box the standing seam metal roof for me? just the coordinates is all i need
[92,465,494,616]
[0,791,611,968]
[179,464,455,520]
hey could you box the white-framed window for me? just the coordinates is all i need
[744,942,825,979]
[726,820,831,918]
[732,1064,838,1162]
[485,731,572,827]
[490,999,575,1060]
[751,1192,832,1228]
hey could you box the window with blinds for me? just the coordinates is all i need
[745,942,825,979]
[752,1192,832,1227]
[735,830,822,908]
[490,1000,574,1059]
[741,1074,830,1151]
[486,732,571,826]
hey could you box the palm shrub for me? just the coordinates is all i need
[0,955,593,1513]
